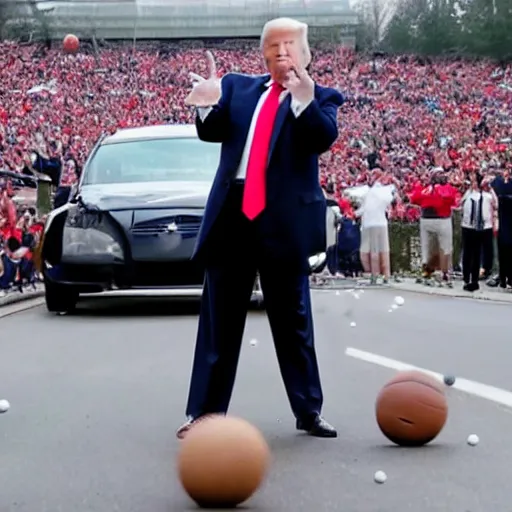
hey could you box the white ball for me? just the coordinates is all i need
[394,296,405,306]
[335,291,340,296]
[388,309,393,313]
[391,304,398,310]
[467,434,479,446]
[249,339,258,347]
[350,321,356,328]
[0,399,10,413]
[374,470,387,484]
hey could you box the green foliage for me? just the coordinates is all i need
[360,0,512,60]
[37,181,53,217]
[0,1,12,38]
[389,212,463,273]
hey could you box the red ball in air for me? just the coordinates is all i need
[63,34,80,54]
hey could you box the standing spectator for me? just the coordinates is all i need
[337,215,363,278]
[491,169,512,289]
[356,172,395,284]
[460,172,497,291]
[410,171,459,285]
[323,182,342,276]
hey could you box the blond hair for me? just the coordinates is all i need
[260,17,312,67]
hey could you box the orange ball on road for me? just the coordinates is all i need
[177,415,270,508]
[63,34,79,53]
[376,370,448,446]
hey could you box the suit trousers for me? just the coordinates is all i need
[480,229,494,275]
[461,228,492,285]
[185,182,324,422]
[497,238,512,287]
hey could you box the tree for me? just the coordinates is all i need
[381,0,512,59]
[355,0,392,50]
[460,0,512,60]
[383,0,418,54]
[0,1,14,37]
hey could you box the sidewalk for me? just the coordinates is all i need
[389,278,512,303]
[0,284,45,307]
[311,275,512,303]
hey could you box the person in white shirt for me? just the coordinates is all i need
[460,172,497,291]
[356,176,395,284]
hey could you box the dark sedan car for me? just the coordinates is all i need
[39,124,264,313]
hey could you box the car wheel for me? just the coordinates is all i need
[44,278,79,314]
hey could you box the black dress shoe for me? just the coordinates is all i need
[296,415,337,438]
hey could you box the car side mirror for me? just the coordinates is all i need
[69,193,80,205]
[308,253,327,274]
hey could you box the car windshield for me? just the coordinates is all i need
[82,137,220,185]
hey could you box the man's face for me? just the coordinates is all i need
[262,29,303,83]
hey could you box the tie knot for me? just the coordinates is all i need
[271,82,285,94]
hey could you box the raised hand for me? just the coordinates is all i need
[184,51,222,107]
[283,60,314,104]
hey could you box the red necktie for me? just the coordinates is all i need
[242,82,284,220]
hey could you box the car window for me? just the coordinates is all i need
[82,137,220,185]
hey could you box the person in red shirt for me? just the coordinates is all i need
[410,170,458,285]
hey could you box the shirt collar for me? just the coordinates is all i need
[264,78,286,93]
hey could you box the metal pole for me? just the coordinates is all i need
[132,5,139,93]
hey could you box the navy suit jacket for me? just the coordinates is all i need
[193,72,344,269]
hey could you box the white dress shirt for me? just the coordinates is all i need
[460,189,495,230]
[197,77,313,180]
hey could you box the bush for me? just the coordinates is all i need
[389,211,462,273]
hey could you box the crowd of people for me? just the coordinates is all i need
[0,186,41,294]
[0,38,511,289]
[1,40,510,202]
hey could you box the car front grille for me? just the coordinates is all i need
[131,215,202,236]
[130,261,204,287]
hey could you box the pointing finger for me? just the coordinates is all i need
[206,50,217,79]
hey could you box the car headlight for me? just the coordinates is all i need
[61,210,124,264]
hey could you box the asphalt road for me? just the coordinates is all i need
[1,289,511,512]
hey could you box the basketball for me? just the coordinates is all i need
[63,34,80,53]
[177,415,270,508]
[375,370,448,446]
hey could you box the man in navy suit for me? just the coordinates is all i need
[177,17,344,439]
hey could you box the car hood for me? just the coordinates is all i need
[79,181,212,210]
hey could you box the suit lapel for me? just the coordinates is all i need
[267,93,291,166]
[229,74,289,176]
[236,75,269,152]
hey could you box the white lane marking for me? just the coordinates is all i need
[345,347,512,409]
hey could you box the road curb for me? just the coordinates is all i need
[388,282,512,304]
[0,287,45,308]
[310,277,512,304]
[310,281,388,291]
